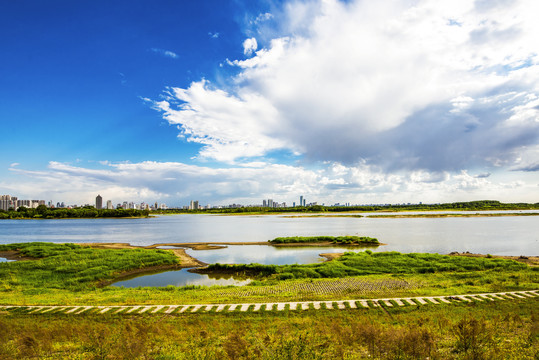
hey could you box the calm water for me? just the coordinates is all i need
[111,268,251,288]
[1,212,537,287]
[184,244,378,265]
[1,212,537,255]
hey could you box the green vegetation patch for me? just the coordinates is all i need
[0,205,150,219]
[269,235,379,245]
[202,251,527,280]
[0,242,179,291]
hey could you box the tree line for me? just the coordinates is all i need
[0,205,150,219]
[154,200,539,215]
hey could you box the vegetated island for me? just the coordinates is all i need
[268,235,380,245]
[146,236,382,251]
[191,249,535,281]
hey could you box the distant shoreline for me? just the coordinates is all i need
[3,210,539,220]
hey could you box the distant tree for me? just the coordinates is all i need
[36,204,48,215]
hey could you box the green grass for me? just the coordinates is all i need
[0,299,537,359]
[0,242,179,291]
[0,243,537,307]
[269,235,379,245]
[201,251,528,280]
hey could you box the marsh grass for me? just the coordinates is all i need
[202,251,528,280]
[0,243,179,291]
[0,244,536,306]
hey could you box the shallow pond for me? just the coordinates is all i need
[185,244,376,265]
[111,268,251,288]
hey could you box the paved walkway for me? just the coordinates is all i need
[1,290,536,315]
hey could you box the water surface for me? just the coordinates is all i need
[0,212,536,255]
[111,268,251,288]
[2,212,537,287]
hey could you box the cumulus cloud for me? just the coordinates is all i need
[154,0,539,174]
[3,161,536,206]
[242,37,258,55]
[153,80,288,163]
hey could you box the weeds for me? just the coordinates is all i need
[0,300,537,359]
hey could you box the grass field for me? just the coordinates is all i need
[0,242,538,359]
[0,243,537,306]
[1,298,537,359]
[0,243,179,291]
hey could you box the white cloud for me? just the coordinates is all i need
[151,48,179,59]
[254,12,273,24]
[153,80,288,163]
[242,37,258,55]
[208,32,220,39]
[3,160,537,206]
[154,0,539,174]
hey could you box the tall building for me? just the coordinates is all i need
[300,196,304,207]
[0,195,11,211]
[96,195,103,209]
[106,200,113,209]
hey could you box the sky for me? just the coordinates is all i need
[1,0,538,207]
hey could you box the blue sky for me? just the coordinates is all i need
[1,0,538,207]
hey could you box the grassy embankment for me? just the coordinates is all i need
[1,298,537,359]
[0,243,537,306]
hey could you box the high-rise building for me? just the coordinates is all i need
[106,200,113,209]
[0,195,10,211]
[96,195,103,209]
[300,196,304,207]
[189,200,199,210]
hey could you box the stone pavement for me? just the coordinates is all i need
[1,290,536,315]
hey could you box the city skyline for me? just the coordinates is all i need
[1,0,538,206]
